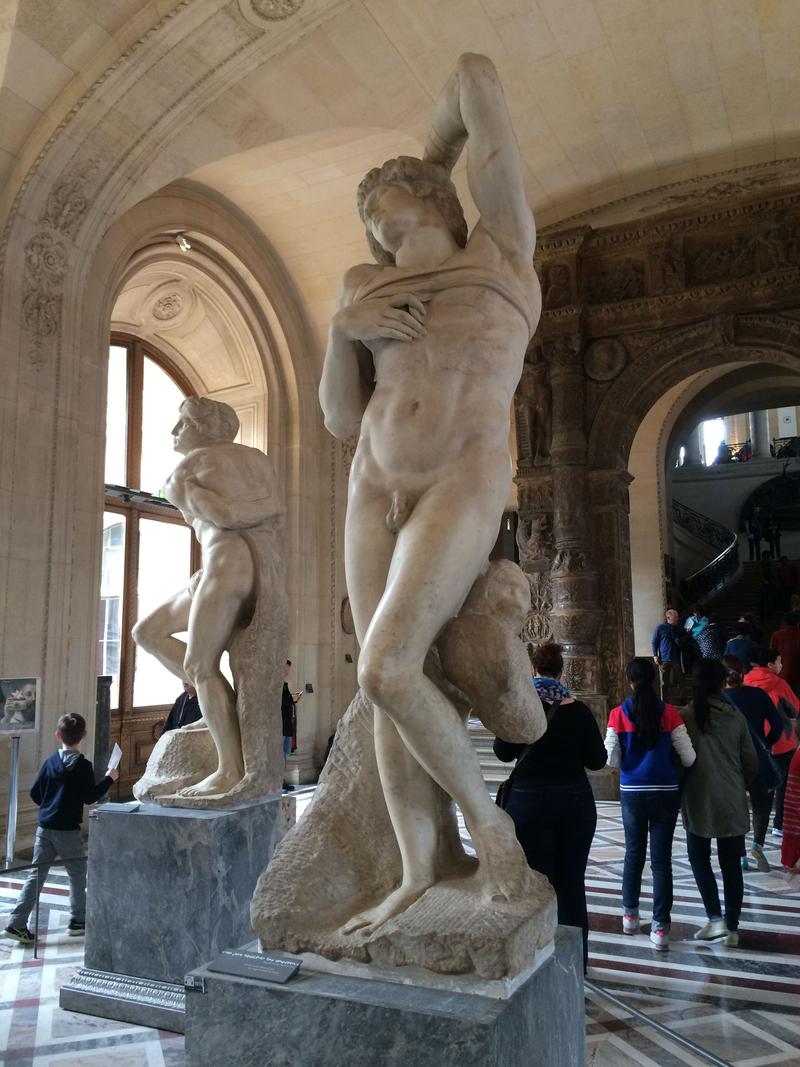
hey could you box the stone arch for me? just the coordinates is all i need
[587,316,800,474]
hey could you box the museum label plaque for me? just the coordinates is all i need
[206,948,302,984]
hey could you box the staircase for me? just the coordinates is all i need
[706,558,797,635]
[468,719,507,791]
[672,500,741,605]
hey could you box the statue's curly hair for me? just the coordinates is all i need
[357,156,468,265]
[180,396,239,442]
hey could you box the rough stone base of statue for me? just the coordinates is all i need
[60,794,292,1033]
[183,927,584,1067]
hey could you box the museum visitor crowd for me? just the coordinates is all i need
[5,595,799,966]
[494,603,800,968]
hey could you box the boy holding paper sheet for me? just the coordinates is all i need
[3,713,119,945]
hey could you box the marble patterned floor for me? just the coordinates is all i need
[0,799,798,1066]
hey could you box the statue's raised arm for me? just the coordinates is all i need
[424,53,535,263]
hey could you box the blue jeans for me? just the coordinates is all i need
[621,791,680,927]
[282,736,292,765]
[506,780,597,969]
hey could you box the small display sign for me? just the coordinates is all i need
[206,949,302,985]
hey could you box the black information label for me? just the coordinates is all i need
[206,949,302,984]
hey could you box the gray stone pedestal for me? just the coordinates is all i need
[184,927,584,1067]
[60,795,292,1032]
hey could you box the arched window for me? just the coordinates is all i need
[99,336,199,793]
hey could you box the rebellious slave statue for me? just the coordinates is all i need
[252,53,551,976]
[132,397,288,807]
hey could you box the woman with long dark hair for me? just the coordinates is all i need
[682,659,759,946]
[494,642,607,972]
[606,657,696,950]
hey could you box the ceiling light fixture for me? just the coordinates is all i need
[176,233,191,252]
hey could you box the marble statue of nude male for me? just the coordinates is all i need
[133,397,284,798]
[319,53,543,934]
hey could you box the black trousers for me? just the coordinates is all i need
[774,749,797,830]
[749,782,774,846]
[506,780,597,970]
[686,831,744,931]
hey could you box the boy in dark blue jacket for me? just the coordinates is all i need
[3,713,118,945]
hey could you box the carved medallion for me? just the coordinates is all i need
[583,338,628,382]
[239,0,304,24]
[152,293,184,321]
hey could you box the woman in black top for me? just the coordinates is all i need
[494,642,607,971]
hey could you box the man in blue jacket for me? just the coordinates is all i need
[652,607,683,698]
[3,713,118,945]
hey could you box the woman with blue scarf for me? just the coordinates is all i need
[494,642,607,972]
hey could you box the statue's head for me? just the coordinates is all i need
[172,397,239,454]
[357,156,468,265]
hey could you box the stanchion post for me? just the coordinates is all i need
[5,734,21,868]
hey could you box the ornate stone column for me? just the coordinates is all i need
[749,408,771,458]
[589,468,634,700]
[515,477,554,647]
[546,335,603,697]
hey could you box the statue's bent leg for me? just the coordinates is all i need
[179,557,252,796]
[131,589,192,681]
[348,462,532,931]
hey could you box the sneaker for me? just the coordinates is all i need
[750,845,770,873]
[724,930,739,948]
[772,828,784,838]
[67,920,85,937]
[3,925,34,945]
[695,918,728,941]
[622,912,640,934]
[741,854,750,871]
[650,927,669,951]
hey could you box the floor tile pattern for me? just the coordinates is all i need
[0,800,797,1065]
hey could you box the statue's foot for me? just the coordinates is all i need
[179,718,206,733]
[179,766,243,797]
[341,878,433,937]
[472,806,533,904]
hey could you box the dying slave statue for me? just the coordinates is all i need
[252,54,554,978]
[132,397,288,809]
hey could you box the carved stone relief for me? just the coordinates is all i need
[541,261,572,310]
[515,344,552,465]
[583,338,628,382]
[151,292,185,321]
[585,257,646,304]
[686,233,755,286]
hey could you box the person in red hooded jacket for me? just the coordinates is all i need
[781,746,800,872]
[744,648,799,841]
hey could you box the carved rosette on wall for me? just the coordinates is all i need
[239,0,305,25]
[22,159,100,364]
[151,292,185,321]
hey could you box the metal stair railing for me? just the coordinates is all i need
[672,500,740,604]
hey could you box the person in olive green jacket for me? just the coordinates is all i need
[681,659,759,948]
